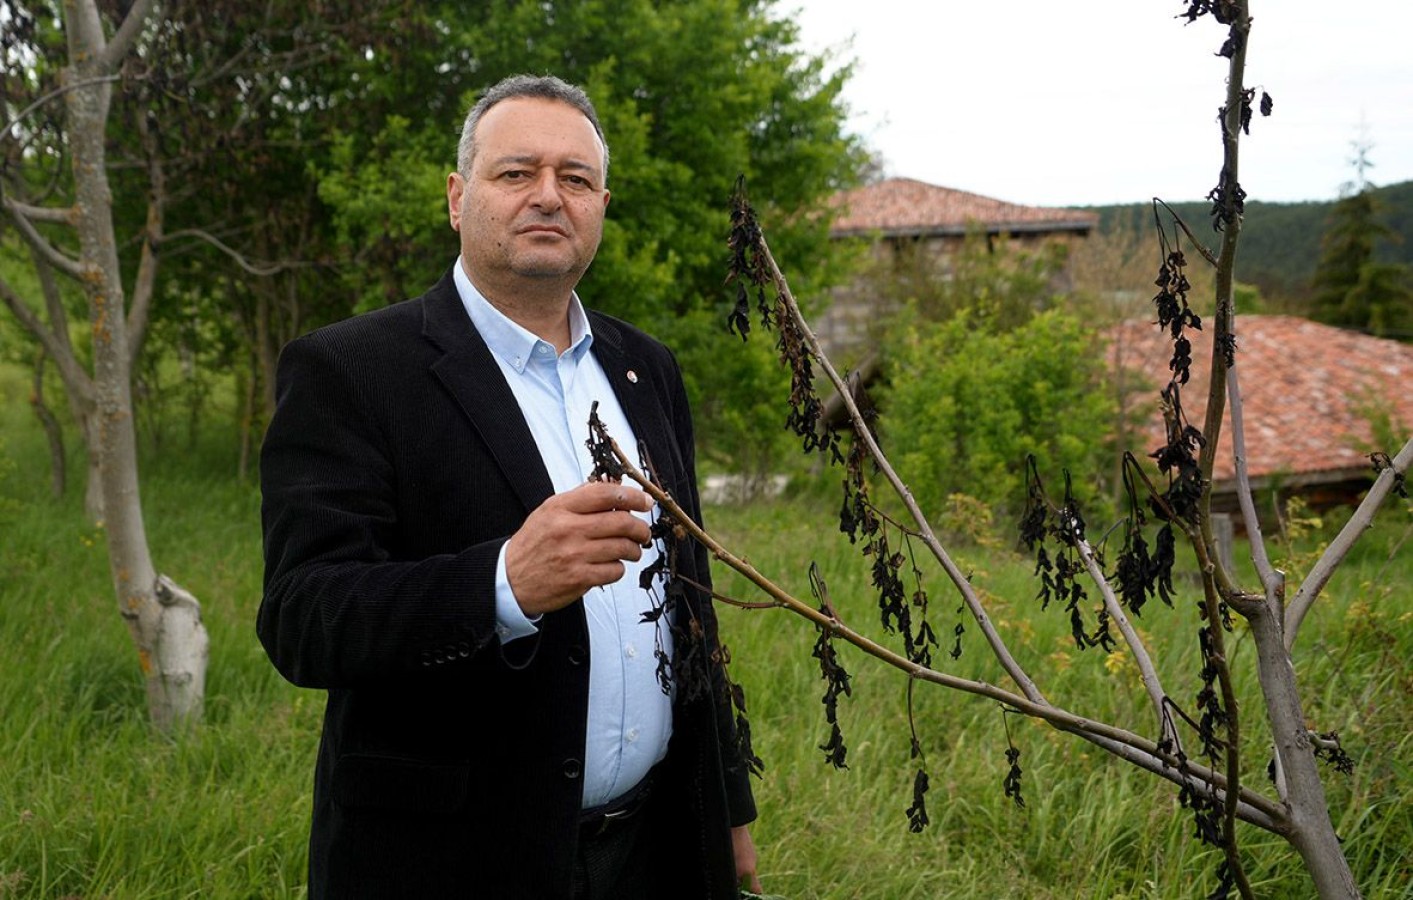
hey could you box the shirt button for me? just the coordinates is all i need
[624,644,637,659]
[626,728,639,743]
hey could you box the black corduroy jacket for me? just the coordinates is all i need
[258,269,755,899]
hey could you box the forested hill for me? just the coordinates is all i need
[1086,179,1413,297]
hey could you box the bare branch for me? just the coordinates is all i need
[27,239,92,403]
[1285,436,1413,651]
[1226,361,1283,595]
[163,228,311,276]
[1151,198,1219,268]
[1070,533,1177,743]
[593,427,1287,832]
[0,274,62,357]
[97,0,158,71]
[126,107,164,363]
[1,197,75,225]
[0,75,121,143]
[3,200,84,279]
[753,232,1047,705]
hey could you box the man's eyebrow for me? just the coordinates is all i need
[490,154,597,171]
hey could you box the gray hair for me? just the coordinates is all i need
[456,74,610,181]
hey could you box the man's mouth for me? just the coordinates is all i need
[518,224,568,237]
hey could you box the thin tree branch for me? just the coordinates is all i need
[1284,436,1413,651]
[3,200,85,279]
[1070,533,1178,744]
[163,228,311,276]
[755,232,1047,705]
[0,75,121,143]
[1226,360,1283,594]
[0,273,67,362]
[1,196,75,225]
[1152,197,1219,268]
[97,0,158,71]
[595,428,1287,831]
[126,106,164,364]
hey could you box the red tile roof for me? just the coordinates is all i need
[1109,315,1413,485]
[830,177,1097,238]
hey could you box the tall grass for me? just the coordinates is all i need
[1,362,1410,898]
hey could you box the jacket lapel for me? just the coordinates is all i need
[589,314,678,491]
[420,270,555,514]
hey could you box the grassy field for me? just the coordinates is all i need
[1,363,1410,899]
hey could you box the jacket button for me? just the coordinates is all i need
[457,641,471,658]
[419,651,432,667]
[562,758,582,780]
[567,645,586,666]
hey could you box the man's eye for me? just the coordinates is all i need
[503,170,529,180]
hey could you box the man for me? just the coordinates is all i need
[258,74,760,898]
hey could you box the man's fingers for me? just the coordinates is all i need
[558,481,653,514]
[578,509,652,545]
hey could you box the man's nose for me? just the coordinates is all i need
[528,169,563,211]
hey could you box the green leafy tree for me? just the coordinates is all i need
[1310,143,1413,339]
[314,0,865,472]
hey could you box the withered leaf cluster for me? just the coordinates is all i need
[1114,457,1179,617]
[584,404,763,774]
[727,178,844,463]
[904,769,930,833]
[728,180,949,826]
[1021,462,1114,653]
[1148,231,1209,524]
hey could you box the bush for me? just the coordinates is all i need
[881,307,1118,524]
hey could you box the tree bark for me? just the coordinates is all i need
[1245,605,1359,899]
[62,0,208,731]
[30,350,67,498]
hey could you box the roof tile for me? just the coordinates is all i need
[830,177,1097,237]
[1109,315,1413,484]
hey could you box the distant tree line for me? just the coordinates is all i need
[1091,179,1413,333]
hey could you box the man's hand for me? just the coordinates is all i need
[504,481,654,616]
[733,824,762,894]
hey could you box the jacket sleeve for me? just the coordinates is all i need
[257,330,510,689]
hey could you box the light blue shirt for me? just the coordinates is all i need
[453,260,673,808]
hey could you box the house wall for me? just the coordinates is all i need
[813,229,1090,363]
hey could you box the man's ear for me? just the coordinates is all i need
[447,173,464,231]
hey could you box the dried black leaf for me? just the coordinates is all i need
[1003,745,1025,809]
[906,769,931,832]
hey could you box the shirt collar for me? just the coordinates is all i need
[452,257,594,373]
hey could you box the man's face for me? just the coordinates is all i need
[448,97,610,293]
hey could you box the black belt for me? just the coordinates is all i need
[578,768,658,838]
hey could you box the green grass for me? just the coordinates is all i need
[1,366,1410,898]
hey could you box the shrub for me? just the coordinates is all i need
[881,307,1118,524]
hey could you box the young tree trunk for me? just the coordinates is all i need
[30,351,67,498]
[1245,604,1359,899]
[62,0,208,730]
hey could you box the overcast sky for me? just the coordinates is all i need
[791,0,1413,208]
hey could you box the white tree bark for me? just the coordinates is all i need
[55,0,208,730]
